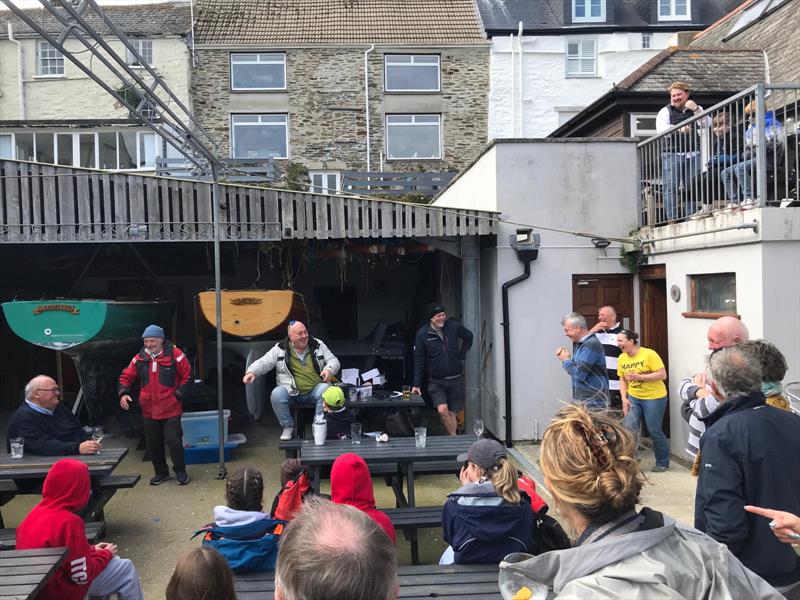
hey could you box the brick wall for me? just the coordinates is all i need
[191,46,489,173]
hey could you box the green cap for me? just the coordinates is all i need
[322,386,345,408]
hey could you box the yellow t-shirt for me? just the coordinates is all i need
[617,346,667,400]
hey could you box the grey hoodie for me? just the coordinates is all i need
[501,510,780,599]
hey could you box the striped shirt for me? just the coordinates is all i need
[679,377,721,457]
[594,324,623,392]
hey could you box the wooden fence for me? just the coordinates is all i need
[0,159,493,243]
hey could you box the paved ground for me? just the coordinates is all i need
[1,411,699,598]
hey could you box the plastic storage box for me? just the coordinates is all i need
[183,433,247,464]
[181,409,230,447]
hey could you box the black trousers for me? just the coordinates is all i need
[142,415,185,476]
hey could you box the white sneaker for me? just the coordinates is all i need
[280,427,294,441]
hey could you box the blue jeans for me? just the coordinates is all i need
[720,158,755,203]
[623,395,669,468]
[270,383,328,428]
[662,152,698,220]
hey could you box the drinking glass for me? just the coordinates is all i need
[10,437,24,459]
[473,419,484,438]
[92,426,104,454]
[414,426,427,449]
[401,385,411,400]
[351,423,362,445]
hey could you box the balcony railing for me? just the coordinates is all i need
[342,171,456,198]
[638,83,799,227]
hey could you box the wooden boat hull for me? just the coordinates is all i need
[195,290,306,340]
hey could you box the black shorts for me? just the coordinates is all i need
[428,377,464,412]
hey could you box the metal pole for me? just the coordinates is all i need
[755,83,768,206]
[461,236,480,431]
[211,166,226,479]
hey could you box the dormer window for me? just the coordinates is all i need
[573,0,605,23]
[658,0,691,21]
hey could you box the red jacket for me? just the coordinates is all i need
[118,341,190,420]
[330,453,396,543]
[16,459,113,600]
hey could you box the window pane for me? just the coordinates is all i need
[232,115,288,158]
[385,55,440,91]
[15,133,34,161]
[567,42,579,57]
[56,133,73,166]
[659,0,671,15]
[36,133,54,163]
[0,135,12,159]
[119,132,137,169]
[675,0,687,15]
[591,0,601,16]
[128,40,153,66]
[78,134,96,168]
[38,41,64,76]
[692,273,736,313]
[231,53,286,89]
[139,132,157,167]
[575,0,586,17]
[98,132,118,169]
[386,115,441,159]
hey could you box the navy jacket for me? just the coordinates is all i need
[443,482,537,564]
[7,402,87,455]
[694,390,800,587]
[324,407,355,440]
[413,319,473,388]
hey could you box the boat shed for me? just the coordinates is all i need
[0,158,496,426]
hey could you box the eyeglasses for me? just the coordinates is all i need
[36,387,61,393]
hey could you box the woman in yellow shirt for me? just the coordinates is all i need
[617,329,669,473]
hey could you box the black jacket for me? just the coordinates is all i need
[324,407,355,440]
[7,402,87,455]
[413,319,473,388]
[694,390,800,587]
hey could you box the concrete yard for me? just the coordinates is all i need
[1,411,700,598]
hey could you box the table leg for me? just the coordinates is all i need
[312,466,321,494]
[392,466,408,508]
[407,462,416,507]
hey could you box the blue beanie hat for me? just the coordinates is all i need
[142,324,165,339]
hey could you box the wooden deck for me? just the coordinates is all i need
[0,159,494,243]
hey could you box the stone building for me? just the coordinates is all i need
[0,1,192,170]
[191,0,489,191]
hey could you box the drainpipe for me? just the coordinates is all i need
[501,230,540,447]
[364,44,375,171]
[8,23,26,120]
[509,33,515,137]
[517,21,523,136]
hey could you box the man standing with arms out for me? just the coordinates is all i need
[243,320,340,441]
[588,305,624,410]
[7,375,100,455]
[680,315,748,458]
[274,497,398,600]
[412,303,473,436]
[556,312,609,409]
[656,81,704,220]
[119,325,191,486]
[695,347,800,593]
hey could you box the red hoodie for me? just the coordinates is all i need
[330,453,397,543]
[16,459,113,600]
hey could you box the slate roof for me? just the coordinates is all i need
[0,1,192,39]
[616,47,765,92]
[475,0,745,34]
[193,0,486,45]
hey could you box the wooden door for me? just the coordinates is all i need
[571,274,634,329]
[639,264,670,437]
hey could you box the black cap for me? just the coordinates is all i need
[426,302,446,321]
[457,438,507,471]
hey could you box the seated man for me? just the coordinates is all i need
[243,321,340,440]
[16,458,144,600]
[7,375,100,455]
[275,496,397,600]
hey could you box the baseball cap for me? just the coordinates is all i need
[457,438,507,471]
[322,386,345,408]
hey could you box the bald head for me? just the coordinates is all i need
[597,306,618,329]
[287,321,309,352]
[707,316,749,351]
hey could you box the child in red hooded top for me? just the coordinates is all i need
[15,458,143,600]
[330,453,396,543]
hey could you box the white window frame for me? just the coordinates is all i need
[641,32,653,49]
[727,0,790,37]
[385,114,442,160]
[308,171,341,195]
[36,40,64,77]
[658,0,691,21]
[629,113,658,137]
[572,0,605,22]
[384,55,441,92]
[230,53,287,91]
[0,133,15,159]
[127,39,154,67]
[230,114,289,159]
[565,37,597,78]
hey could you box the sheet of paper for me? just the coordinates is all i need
[341,368,360,386]
[361,368,381,382]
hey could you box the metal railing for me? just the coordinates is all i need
[341,171,457,198]
[155,157,282,183]
[638,83,799,226]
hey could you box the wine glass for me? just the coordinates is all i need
[473,419,484,438]
[92,426,104,454]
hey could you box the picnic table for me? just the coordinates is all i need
[281,436,474,507]
[0,547,67,600]
[234,563,501,599]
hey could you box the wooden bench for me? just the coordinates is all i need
[79,474,141,522]
[0,521,105,549]
[385,506,444,565]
